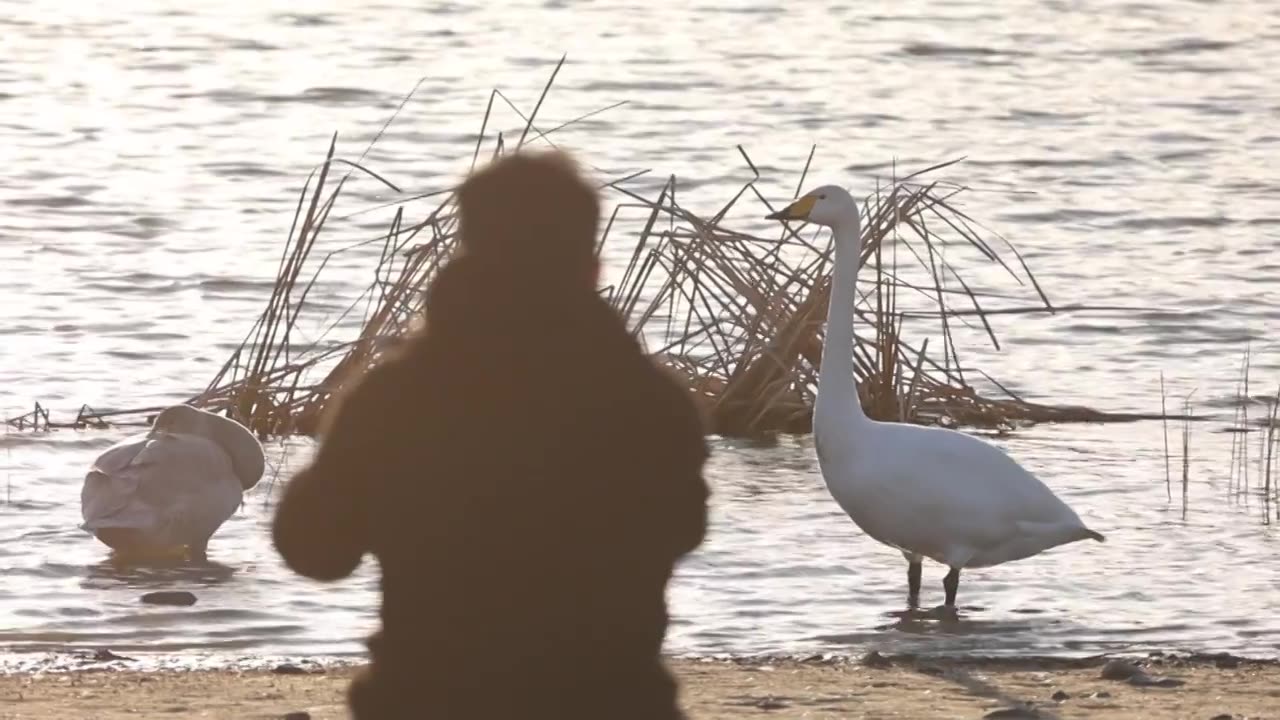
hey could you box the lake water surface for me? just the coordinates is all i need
[2,0,1279,668]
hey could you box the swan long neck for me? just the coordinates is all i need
[818,209,867,423]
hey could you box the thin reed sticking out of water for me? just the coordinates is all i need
[1264,385,1279,524]
[1182,390,1195,520]
[1159,353,1280,525]
[1229,344,1252,499]
[1160,371,1171,502]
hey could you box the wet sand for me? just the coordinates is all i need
[2,654,1277,719]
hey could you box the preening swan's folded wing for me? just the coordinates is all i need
[82,434,237,533]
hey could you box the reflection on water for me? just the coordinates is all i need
[2,0,1280,666]
[82,557,239,589]
[3,392,1279,665]
[873,608,1045,641]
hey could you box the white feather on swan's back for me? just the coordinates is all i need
[819,420,1097,568]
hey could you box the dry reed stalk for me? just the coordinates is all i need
[5,66,1165,439]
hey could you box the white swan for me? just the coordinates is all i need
[81,404,265,560]
[766,186,1104,607]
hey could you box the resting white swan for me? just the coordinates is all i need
[81,404,264,560]
[766,186,1104,607]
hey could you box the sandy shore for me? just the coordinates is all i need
[2,654,1277,719]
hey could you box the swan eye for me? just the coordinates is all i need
[819,194,827,200]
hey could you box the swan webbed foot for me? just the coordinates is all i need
[943,567,961,607]
[906,560,922,608]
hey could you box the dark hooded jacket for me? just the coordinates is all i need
[272,253,710,720]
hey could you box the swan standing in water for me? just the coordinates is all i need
[766,186,1104,608]
[81,404,264,561]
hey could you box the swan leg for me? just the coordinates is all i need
[188,542,209,562]
[906,560,922,607]
[943,567,961,607]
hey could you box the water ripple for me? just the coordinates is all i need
[2,0,1279,665]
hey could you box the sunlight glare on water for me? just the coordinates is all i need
[2,0,1279,665]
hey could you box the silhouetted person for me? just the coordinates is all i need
[272,150,710,720]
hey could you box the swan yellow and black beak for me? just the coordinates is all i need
[764,195,816,221]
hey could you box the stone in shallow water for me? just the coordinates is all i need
[90,648,134,662]
[140,591,197,606]
[1212,654,1240,669]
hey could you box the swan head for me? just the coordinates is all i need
[765,185,859,229]
[151,405,266,491]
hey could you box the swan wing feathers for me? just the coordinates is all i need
[886,426,1076,516]
[89,434,149,476]
[82,433,241,539]
[82,435,150,528]
[849,424,1086,563]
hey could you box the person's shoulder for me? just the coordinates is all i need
[317,333,438,431]
[576,302,708,429]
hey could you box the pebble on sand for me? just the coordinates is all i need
[272,663,324,675]
[1100,659,1186,688]
[1100,659,1144,680]
[860,651,892,669]
[983,707,1043,719]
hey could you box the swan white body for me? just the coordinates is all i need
[81,405,264,558]
[768,186,1103,605]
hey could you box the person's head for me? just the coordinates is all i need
[456,150,600,289]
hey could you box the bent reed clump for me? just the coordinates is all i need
[7,65,1145,440]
